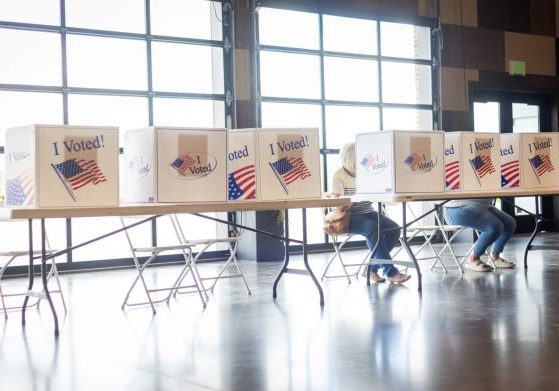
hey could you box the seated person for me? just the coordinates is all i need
[444,199,516,272]
[329,143,410,284]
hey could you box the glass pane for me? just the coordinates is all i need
[0,91,63,146]
[382,108,433,130]
[259,51,320,99]
[65,0,145,33]
[260,102,322,144]
[326,153,340,193]
[325,105,380,148]
[324,57,379,102]
[258,7,318,50]
[67,34,147,90]
[380,22,431,59]
[157,213,222,251]
[474,101,500,132]
[68,94,149,146]
[513,103,539,133]
[151,0,222,40]
[152,42,223,94]
[72,216,150,261]
[323,15,377,55]
[0,0,60,25]
[515,196,538,216]
[381,62,432,104]
[0,219,67,266]
[153,98,225,128]
[287,208,325,245]
[0,28,61,85]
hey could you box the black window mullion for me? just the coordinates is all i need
[376,21,384,130]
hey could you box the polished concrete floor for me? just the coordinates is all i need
[1,234,559,390]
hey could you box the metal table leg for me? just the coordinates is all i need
[523,195,541,270]
[40,219,59,336]
[301,208,324,306]
[22,219,35,326]
[273,209,289,299]
[400,202,422,292]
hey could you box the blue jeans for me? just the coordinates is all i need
[348,211,400,277]
[443,204,516,257]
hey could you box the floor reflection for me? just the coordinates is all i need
[1,234,559,389]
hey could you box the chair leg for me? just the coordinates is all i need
[168,247,207,307]
[206,241,251,295]
[122,254,158,314]
[0,284,7,320]
[50,261,68,313]
[321,236,352,283]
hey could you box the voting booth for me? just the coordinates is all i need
[355,130,445,194]
[123,127,227,203]
[444,132,501,191]
[4,124,119,208]
[227,128,321,201]
[499,133,559,190]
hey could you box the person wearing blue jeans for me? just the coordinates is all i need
[330,143,410,284]
[348,211,404,281]
[444,199,516,272]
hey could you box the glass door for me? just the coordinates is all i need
[473,91,553,233]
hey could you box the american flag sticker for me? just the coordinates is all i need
[469,154,495,180]
[529,154,554,178]
[5,167,34,206]
[445,160,460,191]
[52,159,107,201]
[269,157,312,195]
[170,154,197,176]
[501,159,520,188]
[228,164,256,200]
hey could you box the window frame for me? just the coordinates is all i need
[255,7,440,248]
[0,0,235,273]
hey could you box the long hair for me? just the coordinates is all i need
[339,143,355,174]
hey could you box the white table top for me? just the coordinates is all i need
[0,197,351,220]
[352,187,559,203]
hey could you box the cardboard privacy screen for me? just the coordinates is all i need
[356,130,445,194]
[444,132,501,192]
[4,124,119,208]
[123,127,227,203]
[228,128,321,201]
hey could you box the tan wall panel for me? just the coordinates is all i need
[418,0,435,18]
[441,67,479,111]
[440,0,477,27]
[504,32,556,76]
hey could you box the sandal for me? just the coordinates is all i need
[490,257,516,269]
[387,272,411,284]
[361,269,386,283]
[464,259,493,272]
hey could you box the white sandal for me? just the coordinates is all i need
[464,259,493,272]
[490,257,516,269]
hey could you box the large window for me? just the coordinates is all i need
[0,0,232,267]
[256,7,436,245]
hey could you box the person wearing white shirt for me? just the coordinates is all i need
[330,143,410,284]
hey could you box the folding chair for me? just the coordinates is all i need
[0,220,67,319]
[170,214,251,297]
[392,202,466,273]
[120,215,207,314]
[321,232,372,283]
